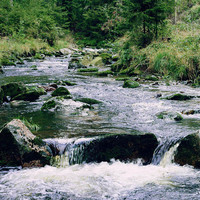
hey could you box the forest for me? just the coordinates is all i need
[0,0,199,82]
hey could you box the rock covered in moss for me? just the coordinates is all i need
[166,93,194,101]
[41,100,56,111]
[123,80,140,88]
[1,82,26,99]
[75,98,102,105]
[174,133,200,168]
[70,133,158,165]
[0,119,52,167]
[51,87,70,97]
[77,68,99,73]
[100,53,112,64]
[96,70,113,77]
[12,87,46,101]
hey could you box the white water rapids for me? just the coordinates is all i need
[0,145,199,200]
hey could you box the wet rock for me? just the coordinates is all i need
[51,87,70,97]
[71,134,158,165]
[12,87,46,101]
[156,111,183,121]
[1,82,26,100]
[166,93,194,101]
[174,133,200,168]
[0,119,52,167]
[181,110,200,115]
[40,85,56,92]
[123,80,140,88]
[60,48,73,55]
[41,97,88,114]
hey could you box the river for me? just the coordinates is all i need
[0,55,200,199]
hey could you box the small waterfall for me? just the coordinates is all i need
[151,139,180,165]
[45,138,94,167]
[159,143,180,167]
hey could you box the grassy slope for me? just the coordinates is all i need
[115,4,200,82]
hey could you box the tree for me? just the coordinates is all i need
[123,0,174,47]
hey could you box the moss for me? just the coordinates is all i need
[123,80,140,88]
[0,87,4,104]
[96,70,113,77]
[32,137,44,146]
[30,65,38,70]
[166,93,194,101]
[77,68,99,73]
[1,57,16,66]
[34,53,44,60]
[100,53,112,64]
[75,98,102,105]
[51,87,70,96]
[41,100,56,110]
[145,75,159,81]
[174,114,183,121]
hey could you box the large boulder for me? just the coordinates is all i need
[0,119,52,167]
[70,133,158,165]
[174,133,200,168]
[165,93,194,101]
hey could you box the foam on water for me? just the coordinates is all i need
[0,160,197,200]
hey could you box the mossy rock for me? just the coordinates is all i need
[0,66,3,74]
[51,87,70,97]
[90,57,104,67]
[30,65,38,70]
[75,98,102,105]
[77,68,99,73]
[166,93,194,101]
[145,75,159,81]
[55,80,76,86]
[156,111,183,121]
[41,100,56,111]
[96,70,113,77]
[34,53,44,60]
[1,57,16,66]
[100,53,112,64]
[12,86,46,101]
[68,63,86,69]
[1,82,26,99]
[70,133,158,165]
[13,91,41,101]
[123,80,140,88]
[174,133,200,168]
[115,77,130,81]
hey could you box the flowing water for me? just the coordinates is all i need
[0,55,200,199]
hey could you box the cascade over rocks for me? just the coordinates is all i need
[70,133,158,165]
[0,119,52,167]
[174,133,200,168]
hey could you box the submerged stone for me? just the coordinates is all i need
[70,133,158,165]
[174,133,200,168]
[51,87,70,97]
[0,119,51,167]
[123,80,140,88]
[166,93,194,101]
